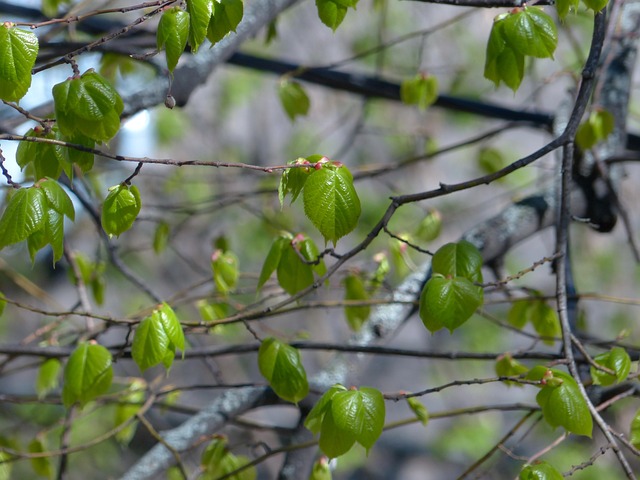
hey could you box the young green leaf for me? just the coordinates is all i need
[0,187,46,249]
[276,236,315,295]
[114,380,145,444]
[508,300,531,329]
[153,221,171,254]
[0,291,5,317]
[16,128,66,180]
[575,109,615,150]
[52,70,124,142]
[59,131,95,173]
[477,147,506,176]
[278,158,311,207]
[62,342,113,408]
[36,358,61,399]
[211,249,239,295]
[157,7,190,73]
[431,241,483,282]
[206,0,244,45]
[186,0,213,52]
[344,273,370,331]
[258,337,309,403]
[0,24,39,102]
[310,458,332,480]
[519,461,563,480]
[415,209,441,242]
[582,0,608,12]
[39,178,75,220]
[529,301,560,344]
[534,369,592,437]
[406,397,429,426]
[101,184,142,237]
[556,0,579,19]
[318,406,358,458]
[278,80,311,121]
[330,387,385,453]
[131,303,184,372]
[484,16,524,91]
[630,407,640,449]
[503,8,557,59]
[400,74,438,110]
[28,438,54,479]
[201,437,257,480]
[495,354,528,386]
[299,235,326,277]
[315,0,357,31]
[303,162,361,245]
[257,235,290,290]
[591,347,630,386]
[419,275,483,333]
[304,384,347,434]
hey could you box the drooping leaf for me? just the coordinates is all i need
[52,70,124,142]
[591,347,630,386]
[575,109,615,150]
[415,209,441,242]
[28,438,54,479]
[315,0,356,31]
[186,0,213,52]
[330,387,385,453]
[303,162,361,245]
[400,74,438,110]
[211,249,239,295]
[534,369,592,437]
[157,7,190,73]
[62,342,113,408]
[36,358,61,399]
[101,184,142,237]
[503,8,557,59]
[484,16,525,91]
[132,303,184,371]
[298,235,326,277]
[59,131,95,173]
[257,235,290,290]
[279,157,314,208]
[206,0,244,45]
[16,128,66,180]
[0,24,39,102]
[529,301,560,344]
[39,178,75,220]
[153,221,170,254]
[431,241,483,282]
[277,236,315,295]
[0,187,46,249]
[318,406,357,458]
[519,461,563,480]
[419,275,483,333]
[304,384,347,434]
[258,337,309,403]
[278,80,310,121]
[555,0,579,19]
[406,397,429,426]
[344,273,370,331]
[507,299,531,329]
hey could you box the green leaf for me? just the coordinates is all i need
[299,236,326,277]
[495,354,528,386]
[279,80,311,121]
[114,380,145,444]
[503,8,557,59]
[477,147,506,176]
[344,273,370,331]
[101,184,142,237]
[0,187,46,249]
[556,0,579,20]
[0,24,39,102]
[591,347,631,386]
[406,397,429,426]
[330,387,385,453]
[309,458,332,480]
[36,358,61,399]
[535,369,592,437]
[0,291,5,317]
[484,16,524,91]
[157,7,190,73]
[575,109,615,150]
[60,131,95,173]
[52,70,124,142]
[400,74,438,110]
[28,438,54,479]
[303,162,361,245]
[318,406,357,458]
[519,461,563,480]
[508,300,531,329]
[257,235,289,290]
[186,0,213,52]
[153,221,170,254]
[279,158,312,207]
[16,128,65,180]
[315,0,354,31]
[415,209,441,242]
[431,241,483,282]
[630,407,640,449]
[419,275,483,333]
[211,249,239,295]
[277,237,315,295]
[258,337,309,403]
[529,301,560,345]
[201,437,257,480]
[62,342,113,408]
[304,384,347,434]
[582,0,608,12]
[206,0,244,45]
[132,303,184,371]
[39,178,75,220]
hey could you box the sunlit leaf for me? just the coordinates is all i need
[420,275,483,333]
[62,342,113,408]
[0,187,46,249]
[503,8,557,59]
[279,80,310,121]
[186,0,213,52]
[0,24,38,102]
[101,184,142,237]
[157,7,190,73]
[406,397,429,426]
[206,0,243,45]
[591,347,630,386]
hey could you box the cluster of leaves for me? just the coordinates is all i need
[157,0,244,72]
[279,156,361,246]
[211,248,240,295]
[304,384,385,458]
[419,241,484,333]
[508,296,561,345]
[200,436,256,480]
[0,178,75,262]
